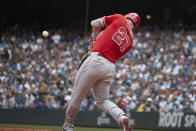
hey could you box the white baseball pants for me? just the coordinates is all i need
[65,52,125,126]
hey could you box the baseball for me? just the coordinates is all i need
[42,31,49,38]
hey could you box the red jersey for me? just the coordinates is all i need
[91,14,134,63]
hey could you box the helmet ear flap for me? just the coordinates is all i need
[124,13,140,27]
[127,17,136,28]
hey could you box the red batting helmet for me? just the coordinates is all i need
[125,13,140,27]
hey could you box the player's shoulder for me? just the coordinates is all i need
[112,14,127,23]
[113,14,124,18]
[105,14,126,26]
[105,14,123,19]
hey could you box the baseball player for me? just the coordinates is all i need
[63,13,140,131]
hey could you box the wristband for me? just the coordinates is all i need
[91,33,98,40]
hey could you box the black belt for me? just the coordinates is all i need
[78,53,90,70]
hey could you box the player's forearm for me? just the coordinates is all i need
[92,26,101,34]
[91,17,105,40]
[90,16,106,36]
[90,27,100,41]
[89,17,105,52]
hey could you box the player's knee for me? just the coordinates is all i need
[96,101,104,109]
[96,100,109,109]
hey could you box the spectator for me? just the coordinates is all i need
[190,98,196,112]
[143,97,158,112]
[0,24,196,113]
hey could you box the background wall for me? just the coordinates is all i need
[0,109,196,131]
[0,0,196,28]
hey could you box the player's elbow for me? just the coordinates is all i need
[91,17,105,28]
[90,20,95,27]
[91,20,100,28]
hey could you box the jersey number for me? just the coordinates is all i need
[112,27,130,52]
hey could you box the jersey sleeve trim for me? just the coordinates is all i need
[102,17,107,26]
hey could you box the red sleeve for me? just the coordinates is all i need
[104,14,122,26]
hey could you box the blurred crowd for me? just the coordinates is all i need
[0,24,196,112]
